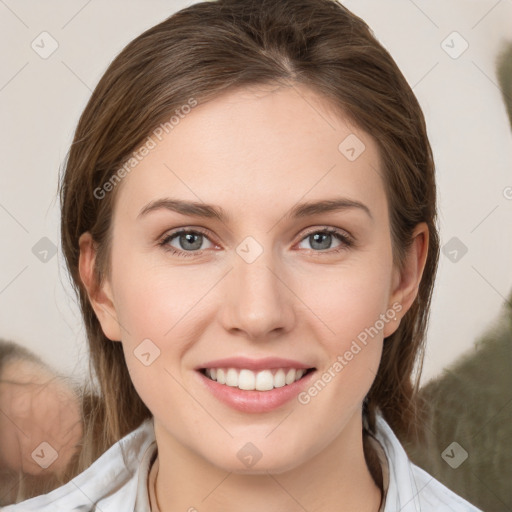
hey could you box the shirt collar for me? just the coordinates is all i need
[136,414,395,512]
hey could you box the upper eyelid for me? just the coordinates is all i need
[162,227,217,244]
[300,226,352,239]
[161,226,353,248]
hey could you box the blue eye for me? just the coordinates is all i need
[158,227,354,258]
[159,229,214,257]
[297,228,353,253]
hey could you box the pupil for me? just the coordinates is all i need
[181,233,202,250]
[311,233,330,250]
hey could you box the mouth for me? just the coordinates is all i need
[198,367,316,391]
[196,364,317,413]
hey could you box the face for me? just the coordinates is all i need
[84,83,415,474]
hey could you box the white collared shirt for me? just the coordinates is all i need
[1,414,482,511]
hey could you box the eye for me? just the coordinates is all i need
[158,226,354,258]
[159,229,215,257]
[296,227,354,254]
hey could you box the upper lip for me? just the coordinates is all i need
[196,357,315,372]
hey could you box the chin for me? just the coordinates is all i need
[207,448,307,475]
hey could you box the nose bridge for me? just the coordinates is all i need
[221,235,294,339]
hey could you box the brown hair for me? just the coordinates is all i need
[59,0,438,487]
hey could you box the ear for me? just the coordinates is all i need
[78,232,122,342]
[383,222,429,338]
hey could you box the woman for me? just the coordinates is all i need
[2,0,483,510]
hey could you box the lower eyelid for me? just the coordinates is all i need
[160,230,215,251]
[297,231,353,251]
[160,228,353,255]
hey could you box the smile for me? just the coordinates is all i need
[201,367,315,391]
[197,364,317,413]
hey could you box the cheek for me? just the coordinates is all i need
[111,252,210,344]
[109,254,218,409]
[295,253,391,400]
[111,263,189,416]
[297,271,386,417]
[298,256,393,341]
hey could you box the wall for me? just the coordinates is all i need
[0,0,511,386]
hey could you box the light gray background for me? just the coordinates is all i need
[1,0,511,386]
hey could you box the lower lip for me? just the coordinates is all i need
[196,370,316,413]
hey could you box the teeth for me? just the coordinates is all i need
[255,370,273,391]
[285,369,296,385]
[274,369,286,388]
[239,369,256,390]
[203,367,310,391]
[226,368,238,387]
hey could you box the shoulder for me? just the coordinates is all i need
[373,414,483,512]
[1,417,156,512]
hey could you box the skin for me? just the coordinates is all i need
[79,83,428,512]
[0,358,82,477]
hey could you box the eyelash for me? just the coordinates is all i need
[158,227,354,258]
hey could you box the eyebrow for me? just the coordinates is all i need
[137,197,373,222]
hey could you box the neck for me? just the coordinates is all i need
[151,412,382,512]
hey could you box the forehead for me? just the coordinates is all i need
[113,84,387,223]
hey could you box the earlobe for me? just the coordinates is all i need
[383,222,429,338]
[78,232,122,342]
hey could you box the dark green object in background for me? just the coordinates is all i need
[405,45,512,510]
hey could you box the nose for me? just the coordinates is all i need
[219,243,296,341]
